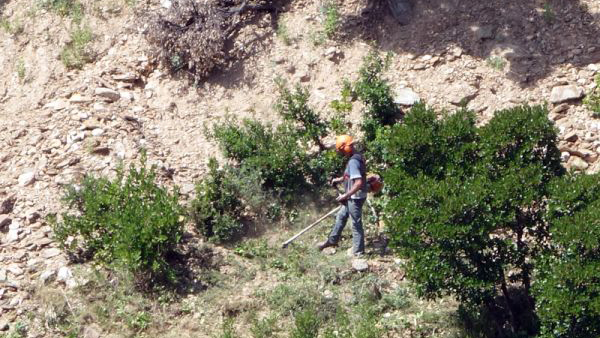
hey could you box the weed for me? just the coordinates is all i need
[542,2,555,23]
[291,308,321,338]
[584,74,600,118]
[486,56,506,71]
[16,58,26,82]
[220,318,236,338]
[60,25,93,69]
[250,315,278,338]
[320,1,341,39]
[309,30,326,46]
[276,21,292,46]
[0,17,24,36]
[234,239,272,259]
[39,0,84,23]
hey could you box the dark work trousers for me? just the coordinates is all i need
[328,198,366,254]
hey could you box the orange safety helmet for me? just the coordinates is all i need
[335,135,354,156]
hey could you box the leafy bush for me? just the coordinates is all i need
[52,156,184,284]
[352,51,402,142]
[291,308,321,338]
[275,81,328,150]
[320,1,341,39]
[534,172,600,338]
[384,104,562,334]
[190,158,244,242]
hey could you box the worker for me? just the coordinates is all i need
[317,135,368,256]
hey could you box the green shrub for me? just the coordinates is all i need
[291,308,321,338]
[190,158,244,242]
[352,51,401,142]
[583,74,600,118]
[52,155,184,284]
[384,104,562,334]
[320,1,341,38]
[60,25,93,69]
[534,172,600,338]
[39,0,83,22]
[275,81,328,150]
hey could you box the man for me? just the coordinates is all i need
[317,135,368,256]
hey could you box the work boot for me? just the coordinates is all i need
[317,240,336,251]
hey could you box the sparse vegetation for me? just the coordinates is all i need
[276,21,292,46]
[60,25,93,69]
[542,2,555,23]
[487,56,506,71]
[584,74,600,118]
[39,0,84,23]
[320,1,341,39]
[0,16,24,36]
[16,58,26,82]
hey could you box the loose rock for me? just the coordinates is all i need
[550,85,584,104]
[394,88,420,106]
[95,88,121,102]
[352,259,369,272]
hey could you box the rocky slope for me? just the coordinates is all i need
[1,0,600,333]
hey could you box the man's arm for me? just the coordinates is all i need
[336,178,364,202]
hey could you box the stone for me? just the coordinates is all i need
[448,84,478,105]
[91,128,105,137]
[25,210,41,224]
[550,85,584,104]
[560,151,570,162]
[570,156,589,171]
[94,88,121,102]
[120,91,134,102]
[34,237,53,247]
[0,269,6,282]
[44,100,67,111]
[6,229,19,243]
[57,266,73,283]
[69,94,93,104]
[0,215,11,230]
[564,131,579,142]
[299,72,310,82]
[352,259,369,272]
[471,24,494,40]
[41,248,61,259]
[0,319,7,331]
[83,324,102,338]
[322,247,336,255]
[0,196,16,214]
[551,103,569,114]
[39,270,56,284]
[112,73,138,82]
[92,147,111,156]
[394,88,420,106]
[18,171,36,186]
[7,265,23,277]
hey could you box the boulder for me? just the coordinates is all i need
[94,88,121,102]
[394,88,420,106]
[550,85,584,104]
[352,259,369,272]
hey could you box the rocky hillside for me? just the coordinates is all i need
[1,0,600,335]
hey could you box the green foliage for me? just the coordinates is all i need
[220,318,236,338]
[534,173,600,338]
[275,81,328,149]
[383,104,563,333]
[320,1,341,39]
[190,158,244,242]
[583,74,600,118]
[60,25,93,69]
[276,21,292,46]
[542,2,555,23]
[0,16,24,36]
[16,58,26,81]
[52,155,184,284]
[352,51,401,142]
[39,0,84,23]
[291,308,321,338]
[251,315,278,338]
[486,56,506,71]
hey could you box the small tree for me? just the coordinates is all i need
[383,104,563,334]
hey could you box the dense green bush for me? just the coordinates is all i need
[383,104,563,334]
[52,156,184,284]
[534,173,600,338]
[190,158,244,242]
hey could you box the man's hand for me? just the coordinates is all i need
[330,177,344,186]
[336,194,349,203]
